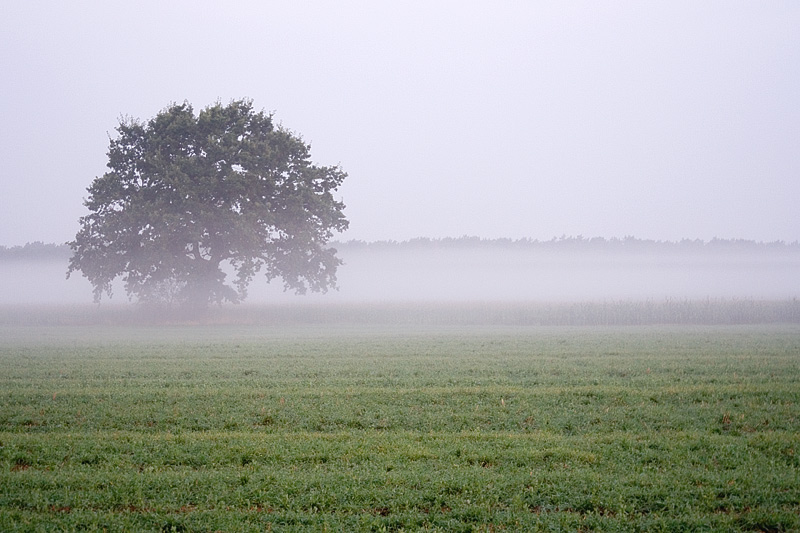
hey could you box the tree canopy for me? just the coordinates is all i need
[68,99,348,309]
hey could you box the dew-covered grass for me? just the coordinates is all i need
[1,319,798,531]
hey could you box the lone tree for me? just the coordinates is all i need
[68,99,348,310]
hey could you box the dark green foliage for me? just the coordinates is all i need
[67,99,348,310]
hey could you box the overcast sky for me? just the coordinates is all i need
[1,1,798,246]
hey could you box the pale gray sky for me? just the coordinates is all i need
[1,1,798,246]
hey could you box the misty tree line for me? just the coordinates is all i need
[2,236,799,261]
[339,235,800,252]
[0,242,70,261]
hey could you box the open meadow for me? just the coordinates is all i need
[1,306,799,531]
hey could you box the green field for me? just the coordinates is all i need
[1,318,799,531]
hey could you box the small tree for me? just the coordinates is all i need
[68,99,348,311]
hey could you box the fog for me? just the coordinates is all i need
[2,245,797,307]
[1,5,798,322]
[2,3,800,247]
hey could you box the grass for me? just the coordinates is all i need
[1,318,799,531]
[1,298,798,327]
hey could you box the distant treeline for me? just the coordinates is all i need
[2,236,799,261]
[0,242,70,261]
[336,236,799,253]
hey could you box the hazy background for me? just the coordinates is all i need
[2,1,799,247]
[2,242,798,305]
